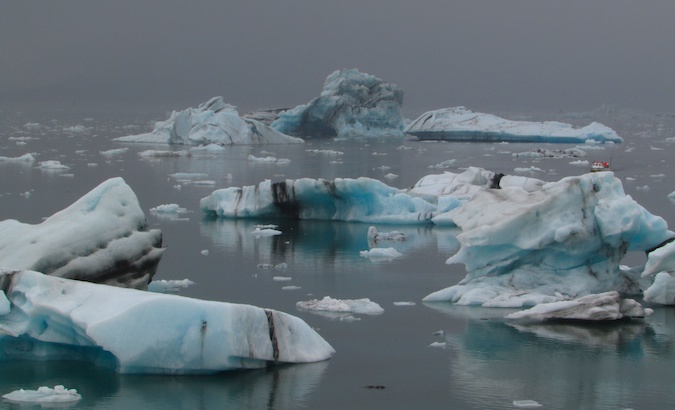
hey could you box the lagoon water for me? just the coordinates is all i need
[1,107,675,409]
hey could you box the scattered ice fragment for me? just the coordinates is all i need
[63,125,87,133]
[37,160,70,170]
[393,301,416,306]
[282,286,302,291]
[251,227,282,236]
[429,342,446,348]
[429,159,456,169]
[139,149,191,158]
[297,296,384,315]
[359,247,403,261]
[275,263,288,270]
[512,400,542,408]
[367,226,406,243]
[170,172,209,180]
[384,173,398,179]
[147,279,195,293]
[150,204,188,214]
[23,122,41,129]
[100,148,129,158]
[248,154,290,165]
[2,385,81,404]
[306,149,343,156]
[273,276,292,281]
[201,249,209,256]
[0,153,36,162]
[514,166,544,173]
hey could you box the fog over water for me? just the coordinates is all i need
[2,1,675,115]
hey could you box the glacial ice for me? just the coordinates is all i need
[641,240,675,305]
[271,69,406,138]
[424,171,672,307]
[2,385,81,404]
[115,97,304,145]
[0,177,164,289]
[0,269,334,374]
[404,107,623,143]
[297,296,384,316]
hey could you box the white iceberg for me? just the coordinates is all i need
[2,385,81,404]
[641,240,675,305]
[0,177,164,289]
[115,97,304,145]
[424,172,672,307]
[359,247,403,261]
[404,107,623,143]
[0,269,334,374]
[297,296,384,315]
[505,291,651,321]
[271,68,406,138]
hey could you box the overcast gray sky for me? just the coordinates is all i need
[2,1,674,115]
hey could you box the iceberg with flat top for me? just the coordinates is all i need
[115,97,303,145]
[0,177,164,289]
[271,69,406,138]
[423,172,672,307]
[404,107,623,143]
[0,269,334,374]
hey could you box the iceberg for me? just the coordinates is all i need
[0,177,164,289]
[2,385,81,404]
[641,240,675,305]
[0,269,334,374]
[271,69,406,138]
[424,172,673,307]
[115,97,304,145]
[404,107,623,143]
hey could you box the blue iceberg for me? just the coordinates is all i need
[404,107,623,143]
[115,97,303,145]
[271,69,406,138]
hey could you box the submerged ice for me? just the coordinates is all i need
[115,97,303,145]
[0,269,334,374]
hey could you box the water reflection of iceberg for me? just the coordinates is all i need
[0,336,328,410]
[199,217,460,266]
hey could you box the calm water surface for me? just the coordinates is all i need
[1,108,674,409]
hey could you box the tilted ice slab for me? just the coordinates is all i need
[505,291,650,321]
[641,240,675,305]
[404,107,623,143]
[424,171,672,307]
[115,97,303,145]
[271,68,406,138]
[0,177,164,289]
[0,269,334,374]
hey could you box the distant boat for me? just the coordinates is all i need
[591,160,611,172]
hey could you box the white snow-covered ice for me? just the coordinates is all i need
[115,97,304,146]
[404,107,623,144]
[0,269,334,374]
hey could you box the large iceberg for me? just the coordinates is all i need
[403,107,623,143]
[0,269,334,374]
[0,178,163,289]
[115,97,304,145]
[271,69,406,138]
[423,172,672,307]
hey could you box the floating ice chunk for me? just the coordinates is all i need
[297,296,384,315]
[23,122,41,129]
[367,226,406,243]
[359,247,403,261]
[282,286,301,291]
[170,172,209,180]
[147,279,195,294]
[393,301,416,306]
[514,166,544,173]
[384,173,398,179]
[513,148,586,158]
[271,68,405,138]
[139,149,191,158]
[505,291,650,321]
[37,160,70,170]
[0,269,334,373]
[643,272,675,305]
[273,276,292,281]
[570,160,590,166]
[512,399,542,408]
[2,385,81,404]
[201,249,209,256]
[405,107,622,143]
[150,204,188,214]
[63,125,87,133]
[116,97,303,145]
[429,342,446,348]
[252,227,282,236]
[0,153,36,163]
[429,159,456,169]
[306,149,343,156]
[100,148,129,157]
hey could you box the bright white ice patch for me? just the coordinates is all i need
[2,385,81,404]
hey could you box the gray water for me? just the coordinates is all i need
[1,108,675,409]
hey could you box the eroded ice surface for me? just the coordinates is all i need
[404,107,623,143]
[115,97,303,145]
[0,177,164,289]
[642,240,675,305]
[0,270,334,374]
[423,172,672,307]
[271,69,405,138]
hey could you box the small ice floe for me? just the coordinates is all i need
[2,385,81,404]
[257,263,288,270]
[306,149,344,156]
[428,159,455,169]
[24,122,41,129]
[513,148,586,158]
[37,160,70,170]
[569,159,590,166]
[359,247,403,261]
[429,342,446,348]
[650,174,666,179]
[393,301,416,306]
[100,148,129,158]
[169,172,209,180]
[297,296,384,316]
[514,166,544,173]
[384,173,398,179]
[505,291,651,321]
[63,125,87,133]
[87,163,99,167]
[0,153,36,163]
[147,279,195,294]
[248,154,291,165]
[636,185,650,191]
[367,226,406,243]
[193,180,216,186]
[273,276,292,281]
[251,227,282,236]
[512,400,543,408]
[282,285,301,291]
[139,149,191,158]
[201,249,209,256]
[668,191,675,202]
[149,204,188,214]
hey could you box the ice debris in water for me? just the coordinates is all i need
[359,247,403,261]
[2,385,81,404]
[297,296,384,315]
